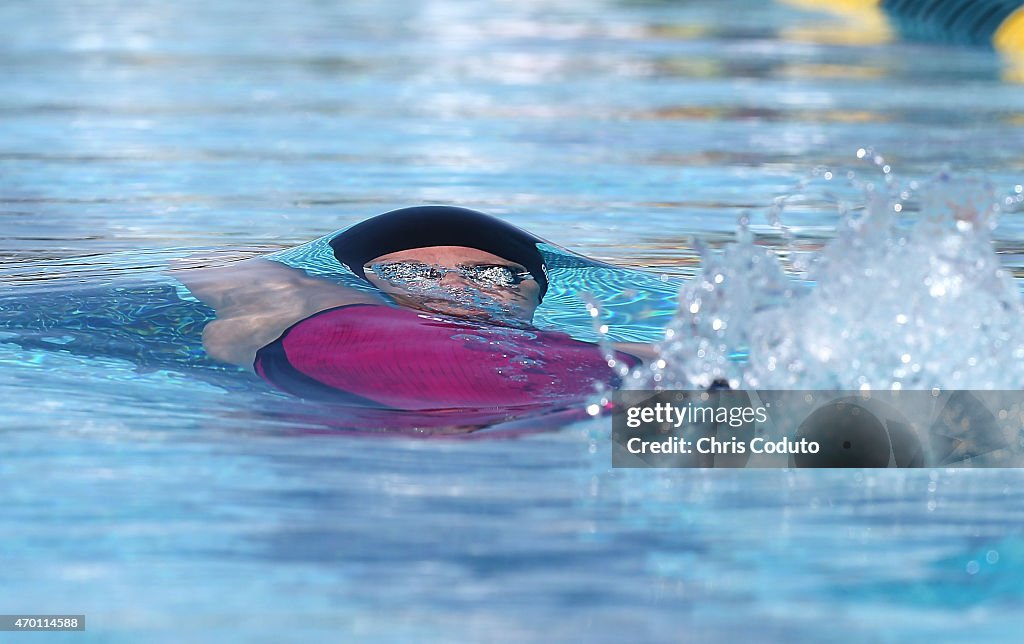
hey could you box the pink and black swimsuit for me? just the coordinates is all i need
[254,304,639,416]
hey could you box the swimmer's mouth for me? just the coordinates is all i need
[405,289,532,324]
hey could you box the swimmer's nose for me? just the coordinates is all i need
[439,271,471,288]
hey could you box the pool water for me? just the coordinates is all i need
[2,0,1024,641]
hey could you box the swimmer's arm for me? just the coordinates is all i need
[172,258,384,370]
[612,342,660,364]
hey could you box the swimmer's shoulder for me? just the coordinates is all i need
[172,258,386,371]
[174,258,381,313]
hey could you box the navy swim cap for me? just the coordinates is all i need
[329,206,549,299]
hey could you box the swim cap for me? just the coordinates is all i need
[329,206,549,299]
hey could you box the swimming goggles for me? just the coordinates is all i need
[366,261,534,289]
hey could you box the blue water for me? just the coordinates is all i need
[3,0,1024,641]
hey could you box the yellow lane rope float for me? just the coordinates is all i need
[781,0,1024,52]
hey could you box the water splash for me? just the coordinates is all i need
[632,163,1024,391]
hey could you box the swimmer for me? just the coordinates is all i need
[176,206,657,414]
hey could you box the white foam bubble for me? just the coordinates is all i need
[632,169,1024,390]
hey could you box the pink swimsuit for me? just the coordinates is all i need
[254,304,638,417]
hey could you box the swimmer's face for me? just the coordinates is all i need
[363,246,542,323]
